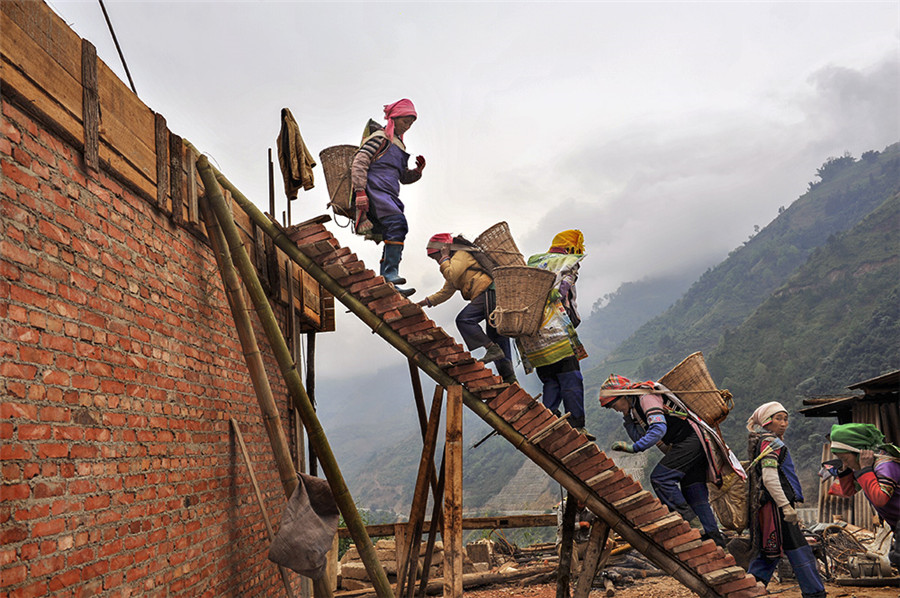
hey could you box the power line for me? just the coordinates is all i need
[98,0,137,95]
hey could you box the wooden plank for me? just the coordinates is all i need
[444,386,463,598]
[81,39,99,171]
[337,514,558,539]
[0,8,82,143]
[154,113,168,210]
[97,59,155,183]
[530,415,570,444]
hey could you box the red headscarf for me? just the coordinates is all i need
[384,99,417,141]
[426,233,453,256]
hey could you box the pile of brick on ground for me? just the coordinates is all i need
[339,539,485,591]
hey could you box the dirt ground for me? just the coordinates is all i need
[462,576,900,598]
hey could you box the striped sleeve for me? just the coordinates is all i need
[350,136,387,190]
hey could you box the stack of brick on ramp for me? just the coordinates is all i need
[287,218,764,598]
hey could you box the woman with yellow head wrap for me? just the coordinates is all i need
[549,229,585,255]
[517,230,591,439]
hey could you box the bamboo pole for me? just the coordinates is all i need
[206,161,719,598]
[202,199,328,596]
[231,418,296,598]
[199,197,297,496]
[197,157,392,598]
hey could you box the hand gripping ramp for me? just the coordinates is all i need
[223,178,764,598]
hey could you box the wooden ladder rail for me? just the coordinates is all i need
[205,161,750,598]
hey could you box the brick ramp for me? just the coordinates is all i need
[287,219,764,598]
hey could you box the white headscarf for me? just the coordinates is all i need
[746,401,787,432]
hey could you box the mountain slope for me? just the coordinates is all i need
[583,143,900,386]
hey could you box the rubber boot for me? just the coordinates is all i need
[496,359,517,384]
[784,546,826,598]
[482,343,505,364]
[381,243,407,285]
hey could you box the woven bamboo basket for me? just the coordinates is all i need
[473,222,525,274]
[490,266,556,337]
[659,351,733,427]
[319,145,357,219]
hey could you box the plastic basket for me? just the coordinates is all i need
[490,266,556,337]
[659,351,733,427]
[318,145,357,219]
[473,222,525,273]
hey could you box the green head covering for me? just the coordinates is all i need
[830,423,898,456]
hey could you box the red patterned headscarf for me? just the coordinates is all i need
[598,374,656,407]
[383,99,417,141]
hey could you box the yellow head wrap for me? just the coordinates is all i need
[550,230,585,254]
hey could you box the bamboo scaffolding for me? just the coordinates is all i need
[199,198,297,495]
[201,198,329,597]
[197,157,392,598]
[206,161,722,598]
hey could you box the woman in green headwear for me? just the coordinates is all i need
[826,423,900,569]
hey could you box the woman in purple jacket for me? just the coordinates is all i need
[351,98,425,297]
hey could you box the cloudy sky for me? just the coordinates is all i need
[49,1,899,380]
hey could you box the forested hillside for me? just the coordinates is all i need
[583,144,900,387]
[709,191,900,489]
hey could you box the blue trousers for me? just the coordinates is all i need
[748,512,826,597]
[537,357,585,429]
[456,293,512,360]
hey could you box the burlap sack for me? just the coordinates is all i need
[268,473,339,578]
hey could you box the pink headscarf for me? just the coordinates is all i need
[384,99,417,141]
[746,401,787,432]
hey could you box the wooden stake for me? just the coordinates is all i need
[557,494,576,598]
[198,157,391,598]
[231,419,296,598]
[443,385,463,598]
[573,519,611,598]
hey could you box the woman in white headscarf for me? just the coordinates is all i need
[745,402,825,598]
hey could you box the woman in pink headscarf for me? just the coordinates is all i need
[350,99,426,298]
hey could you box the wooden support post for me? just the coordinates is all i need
[407,359,442,503]
[573,519,611,598]
[416,451,446,598]
[443,385,463,598]
[154,113,168,211]
[168,132,183,220]
[231,419,296,598]
[397,386,444,598]
[557,494,576,598]
[198,157,392,598]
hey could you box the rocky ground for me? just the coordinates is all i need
[462,576,900,598]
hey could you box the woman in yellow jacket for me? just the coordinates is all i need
[418,233,515,382]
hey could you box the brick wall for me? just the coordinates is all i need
[1,96,301,596]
